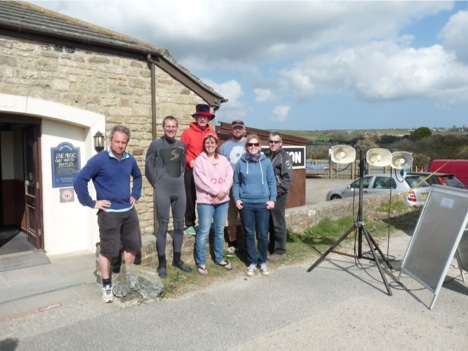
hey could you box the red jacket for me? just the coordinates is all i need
[180,122,218,170]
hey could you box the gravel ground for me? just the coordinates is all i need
[306,177,351,205]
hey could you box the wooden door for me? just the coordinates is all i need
[22,125,43,249]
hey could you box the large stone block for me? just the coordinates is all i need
[113,264,164,300]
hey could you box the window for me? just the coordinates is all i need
[350,176,371,189]
[373,176,396,189]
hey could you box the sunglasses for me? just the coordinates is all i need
[269,140,281,144]
[247,143,259,147]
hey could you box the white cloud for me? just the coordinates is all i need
[439,10,468,63]
[254,88,275,102]
[31,1,453,69]
[28,0,468,129]
[281,39,468,103]
[202,79,247,122]
[271,105,290,123]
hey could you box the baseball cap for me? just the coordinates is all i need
[231,120,245,128]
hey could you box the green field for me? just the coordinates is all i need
[276,128,462,142]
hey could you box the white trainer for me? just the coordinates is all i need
[101,284,114,303]
[259,263,270,276]
[246,264,256,277]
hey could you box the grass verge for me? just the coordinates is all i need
[157,203,422,299]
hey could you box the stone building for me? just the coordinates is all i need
[0,1,225,255]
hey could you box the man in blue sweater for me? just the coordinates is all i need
[74,125,142,303]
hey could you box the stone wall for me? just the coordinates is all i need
[134,193,393,267]
[0,34,209,235]
[285,194,391,234]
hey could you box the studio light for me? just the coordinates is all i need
[366,148,392,167]
[390,151,413,170]
[308,144,393,296]
[330,145,356,164]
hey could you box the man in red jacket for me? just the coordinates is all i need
[181,104,218,235]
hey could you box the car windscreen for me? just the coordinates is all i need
[439,176,465,188]
[405,176,430,188]
[373,176,396,189]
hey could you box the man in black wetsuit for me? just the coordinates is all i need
[145,116,192,278]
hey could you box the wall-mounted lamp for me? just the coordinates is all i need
[93,131,105,152]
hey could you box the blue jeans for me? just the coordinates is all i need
[240,202,270,266]
[196,202,229,266]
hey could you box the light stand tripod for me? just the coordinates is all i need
[307,147,393,296]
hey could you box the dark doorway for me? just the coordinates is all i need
[0,117,43,251]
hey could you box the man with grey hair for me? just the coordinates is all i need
[74,125,142,303]
[265,132,293,262]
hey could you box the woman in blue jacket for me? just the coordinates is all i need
[232,134,277,277]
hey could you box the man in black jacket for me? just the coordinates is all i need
[265,132,293,261]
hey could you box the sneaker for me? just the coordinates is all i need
[246,264,256,277]
[259,263,270,276]
[226,246,238,258]
[185,226,196,236]
[101,284,113,303]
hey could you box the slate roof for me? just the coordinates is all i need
[0,1,224,103]
[0,1,164,54]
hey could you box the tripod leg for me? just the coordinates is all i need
[307,225,356,272]
[365,230,393,270]
[362,226,392,296]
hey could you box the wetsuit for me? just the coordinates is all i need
[145,136,186,262]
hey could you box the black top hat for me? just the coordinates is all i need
[191,104,215,120]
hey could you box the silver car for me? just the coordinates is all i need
[325,173,430,206]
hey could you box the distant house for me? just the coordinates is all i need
[0,1,225,255]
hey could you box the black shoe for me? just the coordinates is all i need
[172,261,192,273]
[157,266,167,278]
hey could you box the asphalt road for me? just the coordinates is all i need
[2,233,467,350]
[1,177,467,350]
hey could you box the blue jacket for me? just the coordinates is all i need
[74,150,142,210]
[232,153,277,204]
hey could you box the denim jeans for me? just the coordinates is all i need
[240,202,270,266]
[196,202,229,266]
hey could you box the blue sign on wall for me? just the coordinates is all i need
[51,142,81,188]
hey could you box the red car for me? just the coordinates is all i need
[407,172,466,189]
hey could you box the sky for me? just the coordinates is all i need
[28,0,468,131]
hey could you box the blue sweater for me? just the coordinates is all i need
[74,150,142,210]
[232,153,277,204]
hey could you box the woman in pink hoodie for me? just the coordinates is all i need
[193,134,233,275]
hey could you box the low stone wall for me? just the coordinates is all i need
[99,193,392,271]
[139,194,391,265]
[285,193,390,234]
[139,234,196,266]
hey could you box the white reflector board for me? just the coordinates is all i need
[398,185,468,309]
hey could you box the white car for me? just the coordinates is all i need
[325,173,430,206]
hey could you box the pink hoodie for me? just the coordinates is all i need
[193,152,233,205]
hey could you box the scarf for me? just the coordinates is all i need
[244,152,261,162]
